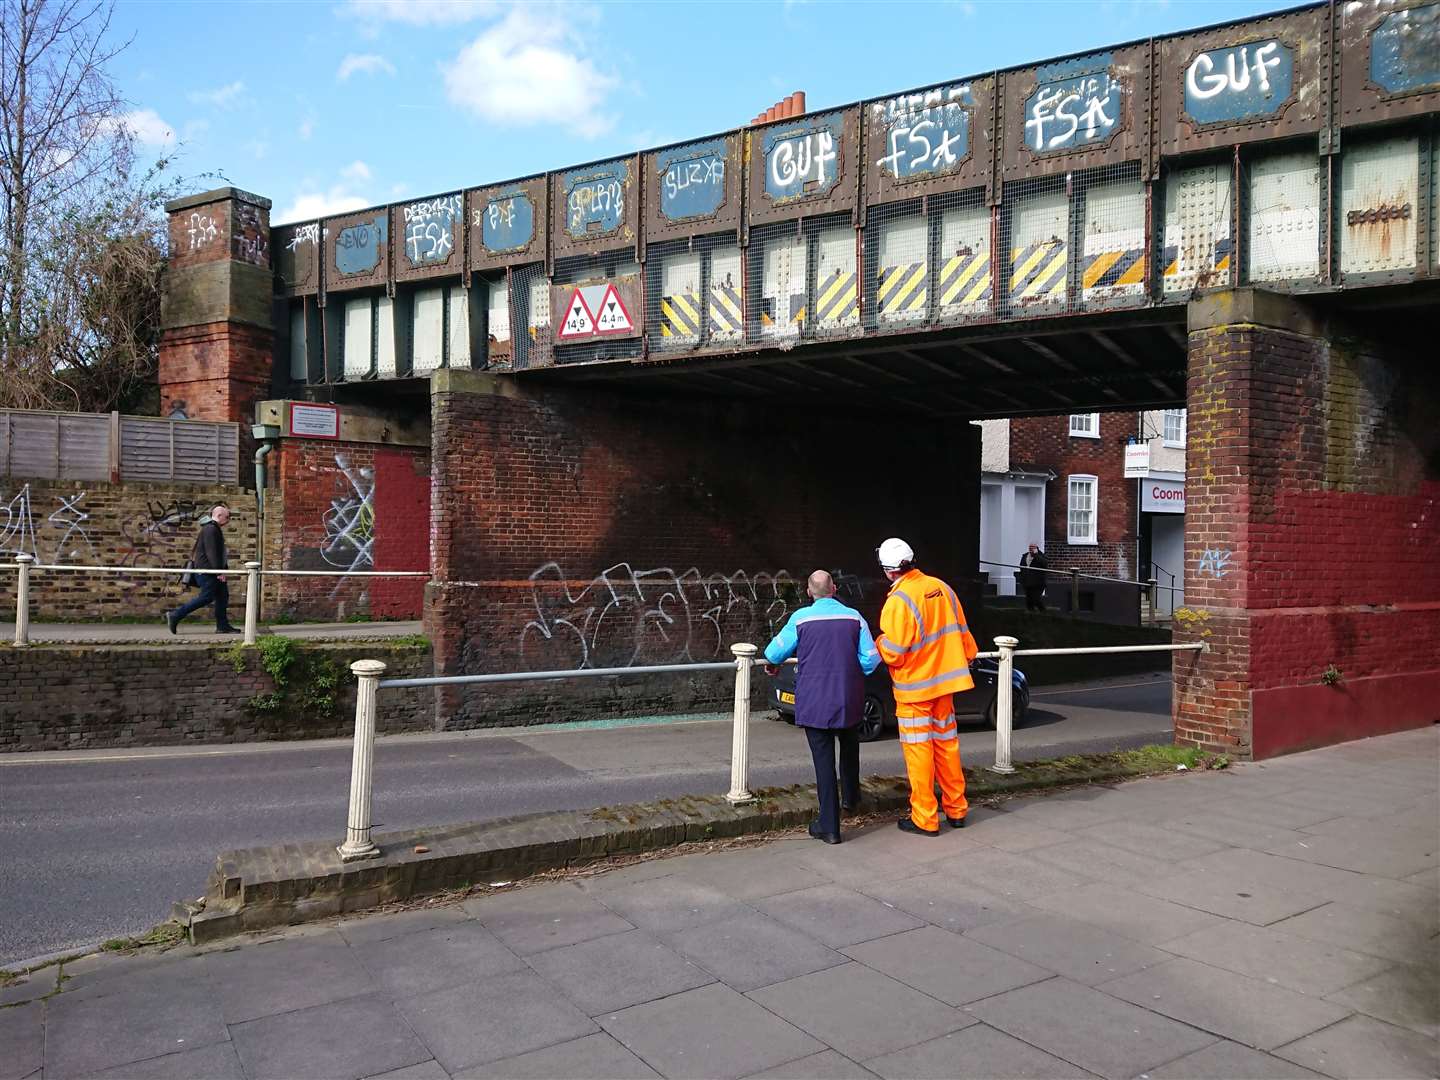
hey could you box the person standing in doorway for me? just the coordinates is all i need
[763,570,881,845]
[166,505,239,635]
[875,538,979,837]
[1019,542,1048,611]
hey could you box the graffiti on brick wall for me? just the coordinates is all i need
[0,484,97,563]
[322,454,375,578]
[233,203,268,265]
[117,498,203,566]
[186,212,218,252]
[519,562,800,670]
[1197,548,1232,578]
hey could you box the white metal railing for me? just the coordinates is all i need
[979,558,1182,623]
[331,636,1207,861]
[6,556,431,647]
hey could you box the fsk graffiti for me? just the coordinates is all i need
[874,86,971,180]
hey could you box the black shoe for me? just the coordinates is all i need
[216,626,242,634]
[898,817,940,837]
[808,821,841,845]
[164,612,178,635]
[946,815,967,829]
[841,801,859,814]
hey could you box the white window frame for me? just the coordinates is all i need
[1067,474,1098,545]
[1069,413,1100,439]
[1163,408,1187,448]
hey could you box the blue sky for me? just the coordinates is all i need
[110,0,1287,224]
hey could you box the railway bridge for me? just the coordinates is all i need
[158,0,1440,757]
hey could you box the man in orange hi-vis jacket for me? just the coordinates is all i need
[875,537,979,837]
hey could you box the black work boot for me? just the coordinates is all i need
[897,817,940,837]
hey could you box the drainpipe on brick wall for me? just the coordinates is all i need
[251,423,280,595]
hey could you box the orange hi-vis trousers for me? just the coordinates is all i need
[896,694,967,832]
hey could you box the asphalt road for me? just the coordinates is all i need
[0,674,1173,967]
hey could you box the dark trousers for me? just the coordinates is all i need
[172,575,232,630]
[804,724,861,837]
[1024,585,1046,611]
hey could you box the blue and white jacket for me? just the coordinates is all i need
[764,597,882,730]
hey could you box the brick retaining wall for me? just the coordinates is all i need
[0,640,432,752]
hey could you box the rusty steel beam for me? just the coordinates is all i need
[1088,330,1141,368]
[783,359,869,391]
[1020,337,1079,372]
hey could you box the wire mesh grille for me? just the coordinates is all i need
[999,175,1069,316]
[645,233,743,355]
[1160,160,1234,295]
[1076,161,1146,310]
[477,272,513,370]
[552,251,643,365]
[1241,143,1323,285]
[1337,133,1421,279]
[862,190,994,334]
[745,213,856,343]
[509,262,552,371]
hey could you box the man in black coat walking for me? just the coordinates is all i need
[1019,542,1048,612]
[166,505,240,634]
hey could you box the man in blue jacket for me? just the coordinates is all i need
[764,570,881,844]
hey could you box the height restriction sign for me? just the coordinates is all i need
[558,290,595,339]
[551,278,642,342]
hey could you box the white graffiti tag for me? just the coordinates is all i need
[519,562,800,670]
[1025,75,1118,152]
[1187,42,1283,101]
[1197,548,1233,578]
[187,212,218,251]
[0,485,38,559]
[321,454,375,589]
[769,131,836,192]
[47,492,96,562]
[403,194,461,265]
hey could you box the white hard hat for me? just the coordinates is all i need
[877,537,915,571]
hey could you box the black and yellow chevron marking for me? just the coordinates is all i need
[760,293,806,329]
[708,282,743,335]
[1082,247,1147,291]
[938,250,992,308]
[660,292,701,338]
[1161,237,1232,282]
[1009,240,1067,303]
[877,262,927,316]
[815,270,858,324]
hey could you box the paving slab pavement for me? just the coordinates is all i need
[6,726,1437,1080]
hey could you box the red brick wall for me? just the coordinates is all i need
[158,322,273,427]
[427,376,980,727]
[270,439,430,621]
[1009,412,1139,579]
[1176,308,1440,759]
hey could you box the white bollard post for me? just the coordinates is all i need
[13,554,33,647]
[243,562,262,646]
[338,659,387,862]
[726,643,758,805]
[989,636,1019,775]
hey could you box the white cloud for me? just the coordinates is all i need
[337,53,396,81]
[275,186,371,224]
[189,81,247,109]
[115,108,175,149]
[442,6,617,138]
[298,117,315,140]
[346,0,496,25]
[245,138,269,160]
[341,160,372,182]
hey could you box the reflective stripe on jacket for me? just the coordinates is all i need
[877,569,978,703]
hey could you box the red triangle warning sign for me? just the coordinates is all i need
[594,284,634,335]
[557,289,595,340]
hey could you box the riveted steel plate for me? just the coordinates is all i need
[392,192,464,283]
[1002,44,1148,181]
[325,208,389,291]
[1160,7,1325,155]
[747,107,860,227]
[273,222,321,297]
[469,177,549,271]
[1341,0,1440,127]
[865,76,995,205]
[551,156,639,259]
[645,134,742,242]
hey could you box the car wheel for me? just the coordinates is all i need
[990,696,1025,731]
[858,695,886,742]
